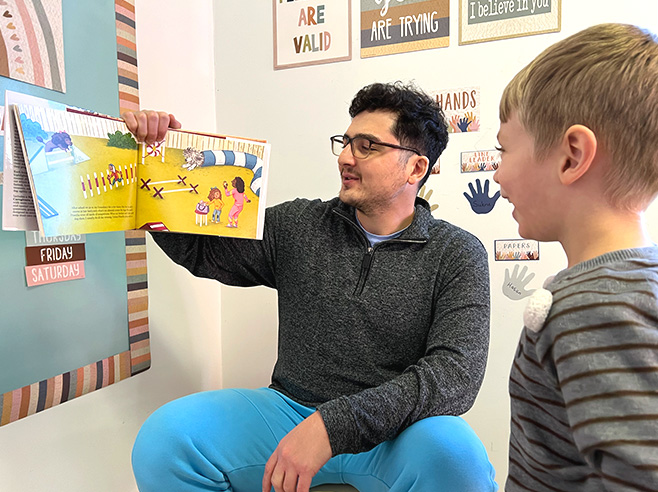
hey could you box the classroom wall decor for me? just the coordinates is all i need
[24,232,87,287]
[360,0,450,58]
[495,239,540,261]
[502,264,538,300]
[430,85,480,133]
[459,0,561,45]
[0,0,66,92]
[273,0,352,70]
[461,149,500,173]
[0,0,150,428]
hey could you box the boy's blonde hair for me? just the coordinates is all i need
[500,23,658,210]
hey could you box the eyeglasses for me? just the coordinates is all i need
[330,134,421,159]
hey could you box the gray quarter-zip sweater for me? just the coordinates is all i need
[151,196,491,456]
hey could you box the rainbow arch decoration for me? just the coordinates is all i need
[0,0,65,92]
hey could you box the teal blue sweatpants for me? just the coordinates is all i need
[132,388,498,492]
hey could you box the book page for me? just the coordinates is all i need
[1,92,64,231]
[11,106,43,233]
[135,130,270,240]
[14,103,137,237]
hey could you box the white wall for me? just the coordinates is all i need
[0,2,218,491]
[1,2,657,492]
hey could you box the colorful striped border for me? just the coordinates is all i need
[0,0,150,427]
[1,354,132,426]
[116,0,150,374]
[115,0,139,113]
[125,230,150,374]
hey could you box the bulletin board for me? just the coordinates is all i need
[0,0,149,427]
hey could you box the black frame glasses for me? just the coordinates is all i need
[330,134,421,159]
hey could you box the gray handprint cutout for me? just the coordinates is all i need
[503,264,536,301]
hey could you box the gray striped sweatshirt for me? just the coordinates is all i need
[507,247,658,491]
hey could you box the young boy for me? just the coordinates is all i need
[493,23,658,491]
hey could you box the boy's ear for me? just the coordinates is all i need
[407,155,430,186]
[558,124,598,185]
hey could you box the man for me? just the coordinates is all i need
[126,82,497,492]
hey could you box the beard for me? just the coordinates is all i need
[338,183,406,216]
[338,187,367,211]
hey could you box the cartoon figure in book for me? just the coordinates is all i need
[107,163,124,186]
[37,131,72,152]
[207,187,224,223]
[182,147,206,170]
[195,200,209,226]
[223,177,250,228]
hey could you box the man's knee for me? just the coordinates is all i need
[132,390,248,462]
[131,389,291,491]
[132,396,198,480]
[397,417,484,457]
[393,417,497,490]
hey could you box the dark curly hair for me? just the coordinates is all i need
[233,176,246,194]
[349,81,448,188]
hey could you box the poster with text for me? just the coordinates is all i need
[431,86,481,133]
[24,232,86,287]
[495,239,540,261]
[273,0,352,70]
[459,0,560,45]
[361,0,449,58]
[461,149,500,172]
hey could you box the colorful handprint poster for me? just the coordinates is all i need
[494,239,540,261]
[360,0,449,58]
[461,149,501,173]
[0,0,65,92]
[431,86,480,133]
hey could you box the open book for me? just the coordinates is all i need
[3,92,270,239]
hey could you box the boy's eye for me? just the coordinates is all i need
[495,145,504,153]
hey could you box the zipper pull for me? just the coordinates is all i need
[360,247,373,272]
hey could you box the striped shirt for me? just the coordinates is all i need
[507,247,658,492]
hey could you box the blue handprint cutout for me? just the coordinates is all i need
[457,116,471,133]
[463,178,501,214]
